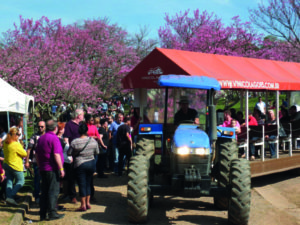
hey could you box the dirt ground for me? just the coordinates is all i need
[19,170,300,225]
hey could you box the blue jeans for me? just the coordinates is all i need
[268,135,276,157]
[118,143,132,176]
[113,144,119,173]
[113,144,126,173]
[33,163,40,200]
[249,137,259,156]
[113,144,119,163]
[75,160,94,197]
[3,163,25,199]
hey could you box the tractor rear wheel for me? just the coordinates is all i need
[127,154,150,223]
[228,159,251,225]
[214,140,238,210]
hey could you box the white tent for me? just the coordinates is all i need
[0,78,34,148]
[0,78,34,114]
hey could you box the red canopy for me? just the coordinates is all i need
[122,48,300,91]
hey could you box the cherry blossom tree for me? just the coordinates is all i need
[158,9,300,61]
[0,16,145,116]
[158,10,263,57]
[0,16,100,104]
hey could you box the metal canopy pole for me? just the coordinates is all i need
[276,91,280,158]
[245,90,249,160]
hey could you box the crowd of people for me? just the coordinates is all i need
[219,97,300,160]
[0,94,299,220]
[0,102,143,221]
[52,98,130,122]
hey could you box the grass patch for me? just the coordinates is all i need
[217,94,287,114]
[27,124,34,140]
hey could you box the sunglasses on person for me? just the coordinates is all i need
[38,126,44,128]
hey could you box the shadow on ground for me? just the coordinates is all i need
[252,169,300,188]
[81,192,227,225]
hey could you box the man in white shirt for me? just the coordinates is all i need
[255,97,266,116]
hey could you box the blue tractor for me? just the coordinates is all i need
[127,75,251,225]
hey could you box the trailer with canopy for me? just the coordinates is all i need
[122,47,300,177]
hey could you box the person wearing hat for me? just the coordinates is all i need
[174,96,198,125]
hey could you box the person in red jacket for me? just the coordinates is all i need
[248,111,258,126]
[241,111,258,127]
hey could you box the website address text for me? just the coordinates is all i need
[219,80,279,90]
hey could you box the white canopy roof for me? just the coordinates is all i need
[0,78,34,114]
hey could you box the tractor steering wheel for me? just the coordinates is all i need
[179,120,194,124]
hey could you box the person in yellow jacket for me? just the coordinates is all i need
[3,127,27,206]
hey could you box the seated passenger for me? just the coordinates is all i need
[240,111,258,127]
[280,106,290,123]
[220,110,241,128]
[174,96,198,125]
[236,111,245,126]
[253,109,265,125]
[289,105,300,122]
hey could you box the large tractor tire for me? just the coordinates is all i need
[214,140,238,210]
[127,154,150,223]
[135,136,155,159]
[228,159,251,225]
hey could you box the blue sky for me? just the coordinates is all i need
[0,0,260,39]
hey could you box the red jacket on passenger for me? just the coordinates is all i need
[248,115,258,126]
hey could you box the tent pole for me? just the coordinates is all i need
[23,116,28,149]
[6,111,10,131]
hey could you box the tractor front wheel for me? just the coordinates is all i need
[228,159,251,225]
[214,140,238,210]
[127,154,150,223]
[136,136,155,160]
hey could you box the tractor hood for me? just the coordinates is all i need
[173,124,210,149]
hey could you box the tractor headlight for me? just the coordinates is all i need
[177,146,190,155]
[174,146,210,155]
[195,148,210,155]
